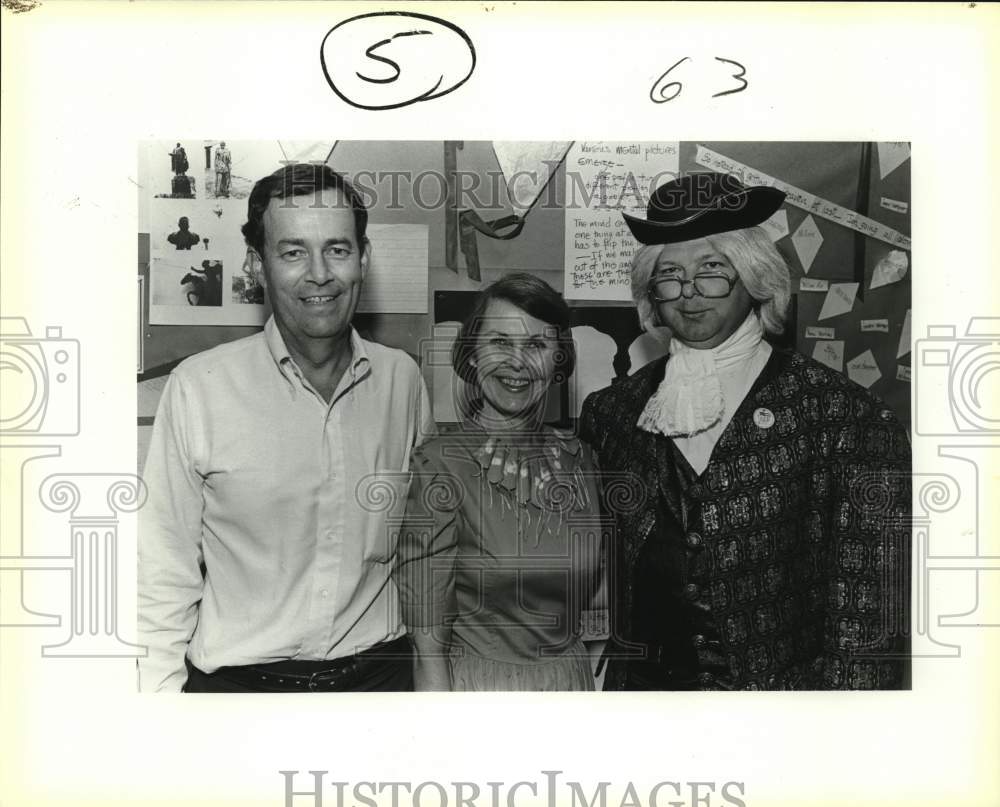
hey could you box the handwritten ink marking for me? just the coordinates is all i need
[649,57,690,104]
[712,56,748,98]
[649,57,748,105]
[357,30,433,84]
[321,12,476,111]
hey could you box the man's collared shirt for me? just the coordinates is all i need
[138,317,434,692]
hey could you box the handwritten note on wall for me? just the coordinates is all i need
[564,141,679,301]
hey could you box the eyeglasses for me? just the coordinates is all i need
[647,273,739,303]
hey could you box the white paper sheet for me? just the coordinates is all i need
[800,278,829,292]
[357,224,429,314]
[492,141,572,213]
[564,141,680,300]
[277,140,337,165]
[861,319,890,333]
[880,197,909,214]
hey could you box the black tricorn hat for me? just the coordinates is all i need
[622,172,786,245]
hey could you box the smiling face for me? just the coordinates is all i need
[471,298,561,430]
[649,237,754,349]
[250,187,368,357]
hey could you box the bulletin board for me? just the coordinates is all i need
[138,140,911,444]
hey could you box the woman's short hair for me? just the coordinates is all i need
[452,273,576,391]
[630,225,792,338]
[241,163,368,255]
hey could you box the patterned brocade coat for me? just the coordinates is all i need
[580,347,911,690]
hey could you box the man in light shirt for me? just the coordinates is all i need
[139,163,433,692]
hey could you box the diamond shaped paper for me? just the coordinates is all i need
[791,214,823,274]
[818,282,859,321]
[847,349,882,388]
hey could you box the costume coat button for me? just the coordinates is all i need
[684,583,699,600]
[692,634,707,648]
[687,532,702,549]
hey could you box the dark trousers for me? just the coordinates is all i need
[184,636,413,692]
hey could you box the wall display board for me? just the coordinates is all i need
[138,140,910,436]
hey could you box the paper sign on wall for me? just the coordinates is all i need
[493,141,572,213]
[760,209,789,242]
[564,141,679,300]
[791,214,823,274]
[812,340,844,372]
[818,282,859,320]
[805,326,835,339]
[800,278,829,292]
[880,197,909,214]
[877,142,910,180]
[870,250,909,290]
[356,224,429,314]
[861,319,890,333]
[897,365,912,382]
[847,349,882,388]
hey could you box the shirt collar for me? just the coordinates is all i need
[264,315,371,388]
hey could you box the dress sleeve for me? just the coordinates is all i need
[393,445,461,631]
[823,402,912,689]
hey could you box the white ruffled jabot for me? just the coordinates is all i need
[638,311,766,438]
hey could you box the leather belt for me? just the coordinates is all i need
[211,636,411,692]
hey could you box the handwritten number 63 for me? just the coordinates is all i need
[649,57,747,104]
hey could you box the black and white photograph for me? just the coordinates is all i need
[152,139,200,199]
[135,139,912,694]
[3,4,998,807]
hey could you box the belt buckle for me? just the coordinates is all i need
[310,658,356,691]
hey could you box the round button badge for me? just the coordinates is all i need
[753,407,775,430]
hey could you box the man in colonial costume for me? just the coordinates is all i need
[581,173,910,690]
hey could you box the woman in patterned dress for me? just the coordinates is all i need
[394,274,606,691]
